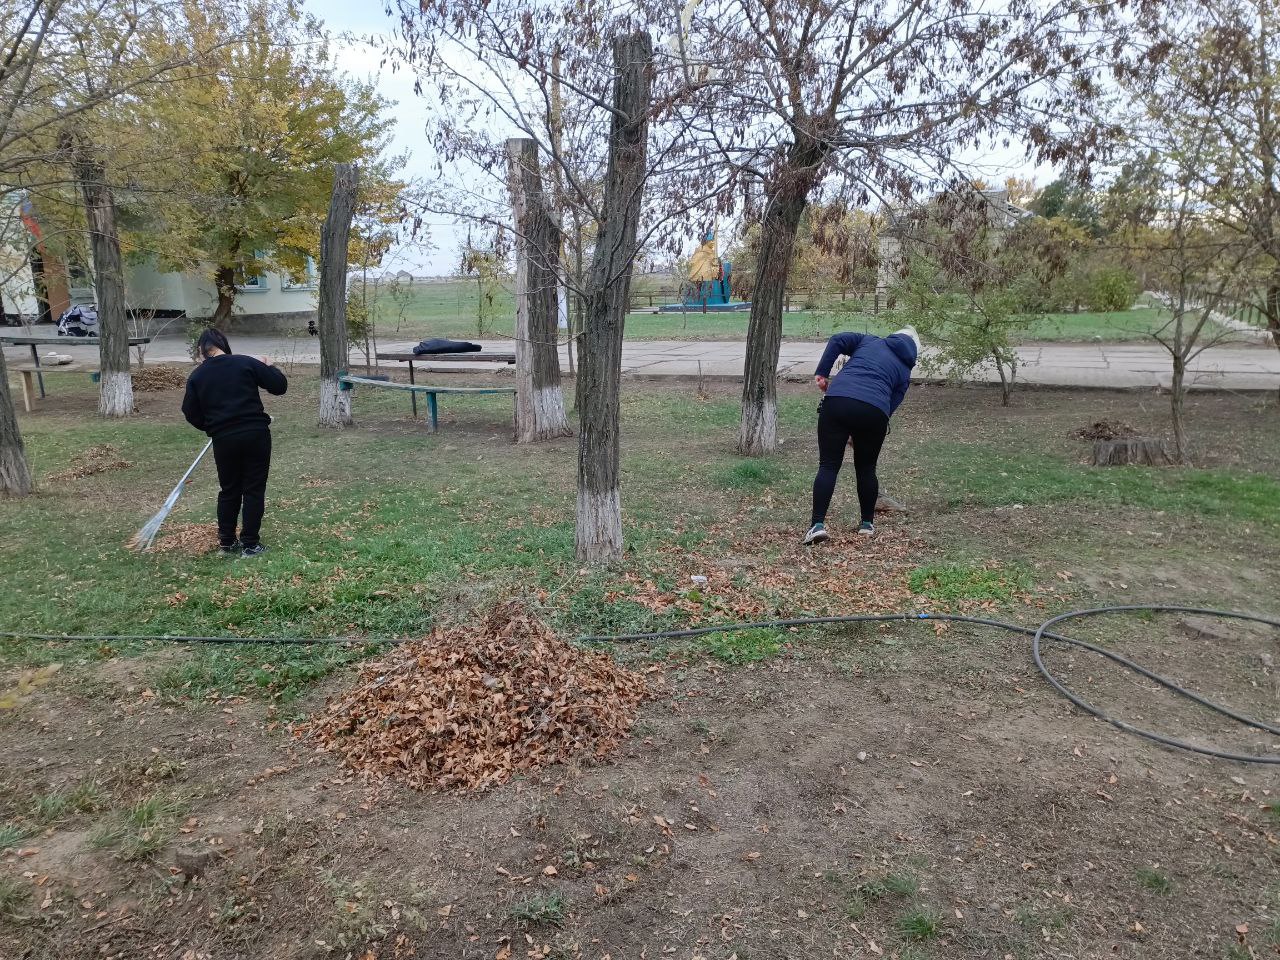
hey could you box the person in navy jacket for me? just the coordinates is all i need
[804,327,920,545]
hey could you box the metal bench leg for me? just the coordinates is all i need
[19,370,34,413]
[427,392,438,433]
[408,360,418,418]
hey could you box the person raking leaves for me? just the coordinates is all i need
[804,326,920,545]
[182,329,288,557]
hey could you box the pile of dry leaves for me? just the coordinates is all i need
[132,365,190,392]
[1071,419,1138,442]
[47,444,133,482]
[298,602,649,792]
[150,523,221,555]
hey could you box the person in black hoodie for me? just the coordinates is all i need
[182,329,288,556]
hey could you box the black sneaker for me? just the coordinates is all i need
[218,540,242,555]
[240,544,267,558]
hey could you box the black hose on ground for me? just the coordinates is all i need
[2,606,1278,764]
[578,606,1280,765]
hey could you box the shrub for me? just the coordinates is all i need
[1086,266,1138,311]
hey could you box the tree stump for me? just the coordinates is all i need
[1091,437,1172,466]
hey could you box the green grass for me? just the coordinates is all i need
[0,822,32,849]
[929,444,1280,526]
[31,780,106,823]
[715,458,787,489]
[1025,305,1197,342]
[1265,917,1280,946]
[150,642,384,702]
[508,892,568,927]
[0,875,29,917]
[698,629,785,664]
[860,870,921,901]
[89,793,186,861]
[367,280,1175,343]
[897,904,944,941]
[908,562,1033,605]
[1136,867,1173,895]
[3,376,1278,708]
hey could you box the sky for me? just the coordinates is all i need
[308,0,468,276]
[306,1,1057,279]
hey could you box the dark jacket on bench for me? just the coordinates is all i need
[412,338,483,355]
[182,354,287,439]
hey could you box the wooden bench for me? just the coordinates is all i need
[339,375,516,433]
[11,363,98,412]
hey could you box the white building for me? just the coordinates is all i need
[2,201,319,332]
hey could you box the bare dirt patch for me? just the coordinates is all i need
[1,626,1276,960]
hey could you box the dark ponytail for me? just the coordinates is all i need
[196,328,232,359]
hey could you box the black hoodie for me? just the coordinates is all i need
[182,354,288,439]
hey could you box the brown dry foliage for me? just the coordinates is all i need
[150,522,221,555]
[47,444,133,482]
[1071,419,1138,442]
[132,365,190,392]
[298,602,649,792]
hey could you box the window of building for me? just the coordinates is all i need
[282,258,318,290]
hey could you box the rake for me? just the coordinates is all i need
[128,440,213,552]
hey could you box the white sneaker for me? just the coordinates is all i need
[803,523,831,545]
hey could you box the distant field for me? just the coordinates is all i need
[367,280,1205,344]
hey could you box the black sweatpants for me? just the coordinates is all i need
[212,429,272,548]
[811,395,889,526]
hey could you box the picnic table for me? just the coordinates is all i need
[1,332,152,403]
[375,349,516,417]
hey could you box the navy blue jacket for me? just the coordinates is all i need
[815,332,917,417]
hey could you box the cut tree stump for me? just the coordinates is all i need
[1091,437,1172,466]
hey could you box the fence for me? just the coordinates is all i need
[626,287,883,313]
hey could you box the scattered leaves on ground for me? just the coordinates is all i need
[47,444,133,482]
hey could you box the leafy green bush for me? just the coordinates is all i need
[1086,266,1138,311]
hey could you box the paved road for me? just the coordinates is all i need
[8,333,1280,390]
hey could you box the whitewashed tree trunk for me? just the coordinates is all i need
[736,395,778,457]
[318,163,359,428]
[575,32,652,564]
[506,137,572,443]
[72,138,134,418]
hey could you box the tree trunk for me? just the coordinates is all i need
[1265,279,1280,356]
[507,137,572,443]
[72,140,133,418]
[0,292,33,497]
[211,265,237,332]
[1170,354,1190,464]
[994,353,1012,407]
[318,163,359,428]
[575,31,652,565]
[738,138,824,455]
